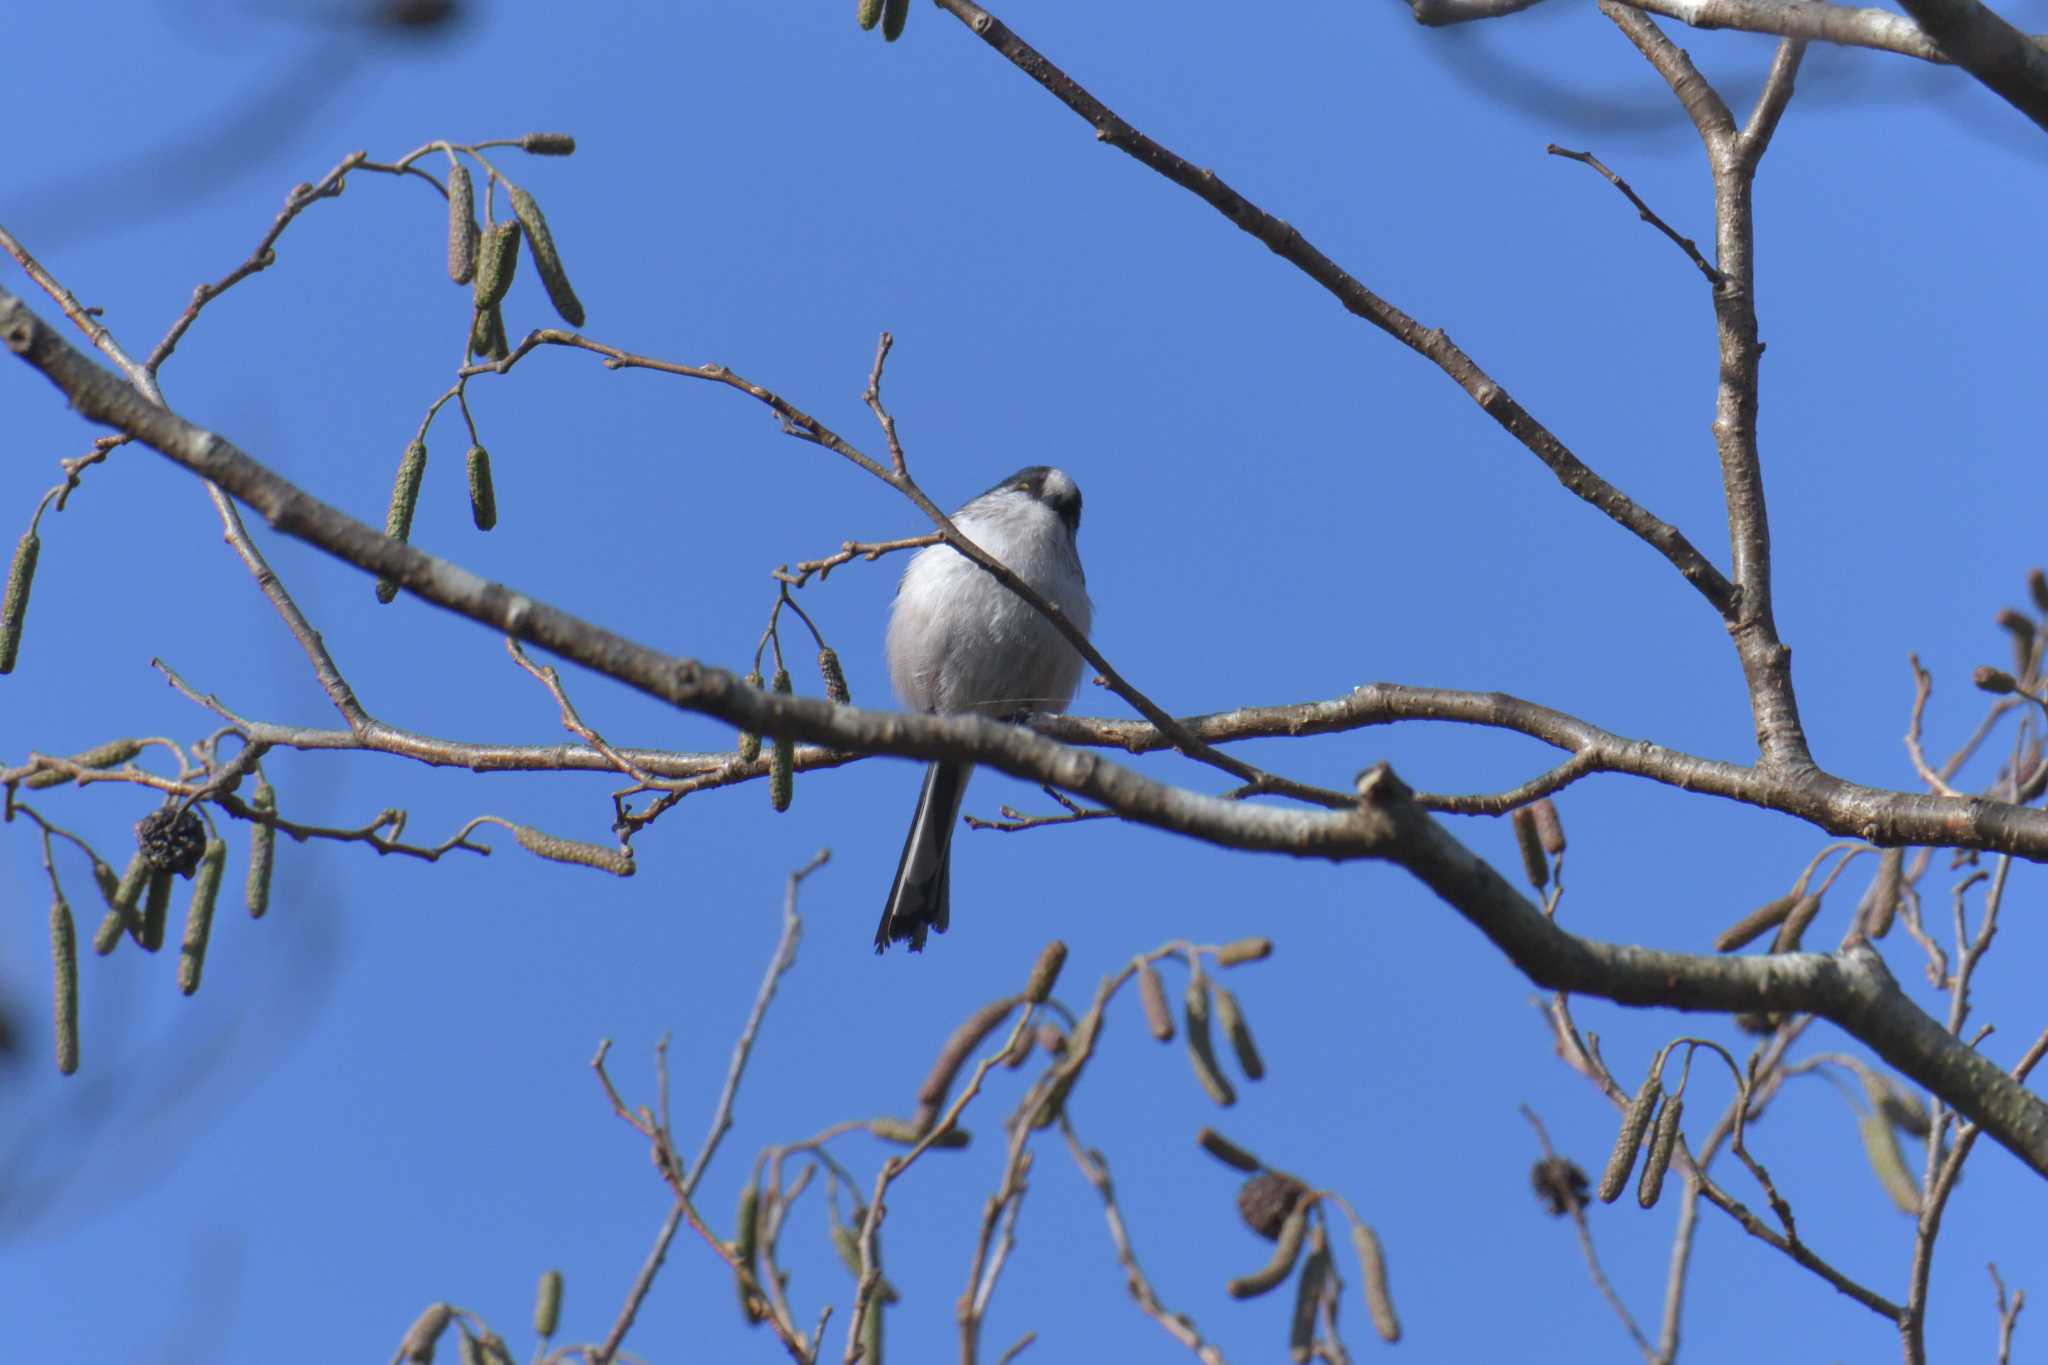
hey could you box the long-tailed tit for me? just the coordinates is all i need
[876,467,1092,953]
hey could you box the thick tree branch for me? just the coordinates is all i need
[1889,0,2048,132]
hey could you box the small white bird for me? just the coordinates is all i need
[877,467,1093,952]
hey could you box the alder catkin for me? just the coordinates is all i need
[858,0,884,28]
[1196,1127,1262,1173]
[140,868,172,952]
[1531,797,1566,855]
[1352,1220,1402,1343]
[466,446,497,531]
[511,825,635,876]
[881,0,909,40]
[446,163,478,284]
[246,781,276,918]
[1226,1203,1307,1299]
[769,667,794,812]
[1769,893,1823,953]
[1597,1062,1664,1203]
[1214,985,1265,1081]
[0,527,39,674]
[507,185,585,327]
[533,1269,563,1338]
[737,669,763,763]
[51,894,78,1075]
[178,840,226,996]
[521,132,577,155]
[1861,847,1903,940]
[23,738,144,789]
[2030,567,2048,616]
[818,647,850,704]
[1214,937,1273,967]
[1859,1112,1923,1214]
[1713,893,1799,952]
[375,442,428,605]
[1138,961,1174,1041]
[1023,940,1067,1004]
[473,220,521,310]
[400,1303,454,1362]
[1511,805,1548,889]
[1184,976,1237,1107]
[1636,1093,1683,1209]
[1289,1227,1330,1362]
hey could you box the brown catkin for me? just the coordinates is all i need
[375,442,428,604]
[1289,1228,1330,1362]
[511,826,635,877]
[1352,1221,1402,1342]
[1597,1063,1664,1203]
[881,0,908,39]
[769,667,794,812]
[507,185,584,327]
[521,132,577,155]
[1531,797,1566,855]
[466,446,497,531]
[1637,1094,1683,1209]
[818,647,850,703]
[178,840,226,996]
[1226,1203,1307,1298]
[446,163,478,284]
[1714,893,1799,952]
[51,894,78,1075]
[1184,976,1237,1107]
[1511,806,1548,889]
[246,781,276,917]
[2031,568,2048,616]
[1861,848,1903,940]
[1974,665,2018,694]
[0,528,39,674]
[1196,1127,1262,1173]
[400,1302,453,1361]
[1138,961,1174,1041]
[1214,936,1273,967]
[1770,893,1823,953]
[1214,985,1265,1081]
[533,1269,563,1338]
[1024,940,1067,1004]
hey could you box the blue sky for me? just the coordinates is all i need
[5,1,2047,1361]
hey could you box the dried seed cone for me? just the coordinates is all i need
[463,445,497,531]
[1859,1112,1922,1214]
[1227,1202,1308,1298]
[1352,1221,1402,1342]
[858,0,884,28]
[881,0,908,39]
[1530,1156,1590,1215]
[178,840,226,996]
[1636,1093,1683,1209]
[446,163,478,283]
[1531,797,1566,855]
[1237,1171,1308,1239]
[473,220,521,310]
[521,132,577,155]
[769,667,794,812]
[400,1302,454,1362]
[507,185,584,327]
[51,894,78,1075]
[737,668,763,763]
[1598,1064,1664,1203]
[1184,977,1237,1107]
[1714,893,1798,953]
[533,1269,563,1338]
[24,738,144,789]
[818,647,850,703]
[1198,1127,1262,1173]
[1138,962,1174,1041]
[137,806,207,876]
[512,825,635,877]
[140,868,172,952]
[1214,985,1265,1081]
[0,528,39,674]
[1214,936,1273,967]
[247,781,276,918]
[376,442,428,604]
[1511,805,1548,889]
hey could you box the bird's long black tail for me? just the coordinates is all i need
[876,760,971,953]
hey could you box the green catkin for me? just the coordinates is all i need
[769,667,794,812]
[376,442,428,604]
[511,826,635,877]
[178,840,226,995]
[858,0,884,28]
[881,0,908,40]
[1598,1062,1664,1203]
[533,1269,563,1338]
[0,528,39,674]
[447,163,478,284]
[473,220,521,310]
[521,132,577,156]
[737,669,763,764]
[1637,1094,1684,1209]
[51,894,78,1074]
[1227,1203,1307,1298]
[1860,1112,1922,1214]
[818,646,850,703]
[506,186,584,327]
[24,738,144,789]
[140,868,172,952]
[465,445,497,530]
[246,781,276,917]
